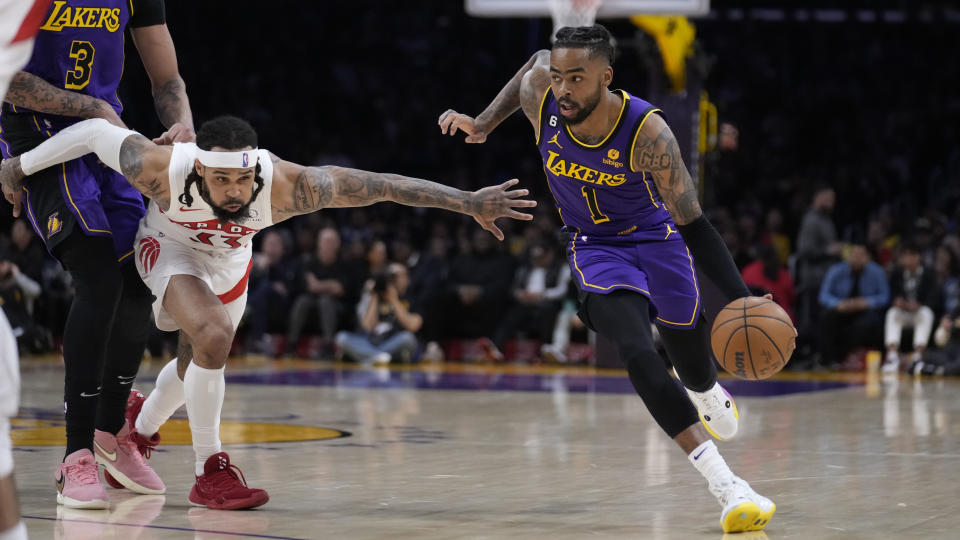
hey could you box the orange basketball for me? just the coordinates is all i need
[710,296,796,380]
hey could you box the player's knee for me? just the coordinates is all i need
[191,322,233,368]
[617,336,654,363]
[113,294,153,341]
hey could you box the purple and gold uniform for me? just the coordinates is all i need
[536,88,701,329]
[0,0,164,260]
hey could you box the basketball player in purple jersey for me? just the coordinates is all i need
[439,25,775,533]
[0,0,193,508]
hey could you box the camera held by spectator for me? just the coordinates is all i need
[336,263,422,365]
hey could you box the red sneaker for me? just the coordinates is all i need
[104,389,161,489]
[188,452,269,510]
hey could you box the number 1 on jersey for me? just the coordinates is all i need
[65,40,95,90]
[581,186,610,224]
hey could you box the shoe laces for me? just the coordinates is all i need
[714,477,760,508]
[128,431,159,459]
[206,464,250,489]
[68,456,101,485]
[696,388,729,416]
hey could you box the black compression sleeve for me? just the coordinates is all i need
[676,215,751,301]
[129,0,166,28]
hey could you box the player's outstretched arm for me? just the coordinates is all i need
[0,119,171,215]
[631,113,751,301]
[439,50,551,143]
[269,156,536,241]
[3,71,126,128]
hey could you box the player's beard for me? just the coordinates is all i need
[558,84,603,126]
[198,178,254,224]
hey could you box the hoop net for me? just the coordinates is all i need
[549,0,602,36]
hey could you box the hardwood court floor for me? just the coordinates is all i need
[11,357,960,539]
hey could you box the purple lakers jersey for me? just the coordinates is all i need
[537,89,672,237]
[12,0,132,130]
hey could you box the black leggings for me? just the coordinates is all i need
[56,231,152,457]
[582,290,717,438]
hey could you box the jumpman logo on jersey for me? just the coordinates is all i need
[664,224,677,240]
[547,132,563,149]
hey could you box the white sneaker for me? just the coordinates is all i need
[421,341,445,363]
[711,476,776,533]
[372,352,392,365]
[881,359,900,374]
[687,382,739,440]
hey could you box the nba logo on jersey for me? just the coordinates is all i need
[242,153,250,167]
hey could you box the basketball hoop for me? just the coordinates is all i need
[548,0,602,37]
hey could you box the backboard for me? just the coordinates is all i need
[464,0,711,18]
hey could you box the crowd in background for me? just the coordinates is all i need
[2,4,959,370]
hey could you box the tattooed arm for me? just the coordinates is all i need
[1,120,171,215]
[131,24,195,144]
[631,112,702,225]
[3,71,126,128]
[269,155,536,240]
[438,50,551,143]
[631,112,751,300]
[115,135,173,209]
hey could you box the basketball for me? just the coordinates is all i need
[711,297,797,380]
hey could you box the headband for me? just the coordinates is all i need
[196,148,259,169]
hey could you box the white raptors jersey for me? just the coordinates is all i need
[141,142,274,253]
[0,0,42,100]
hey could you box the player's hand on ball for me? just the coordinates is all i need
[468,178,536,241]
[438,109,488,143]
[153,122,196,145]
[0,157,25,217]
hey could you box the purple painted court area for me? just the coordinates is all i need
[225,369,858,397]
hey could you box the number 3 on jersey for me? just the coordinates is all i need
[581,186,610,224]
[65,40,95,90]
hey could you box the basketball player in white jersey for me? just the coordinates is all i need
[1,1,45,538]
[0,114,536,509]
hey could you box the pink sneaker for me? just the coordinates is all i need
[56,449,108,509]
[94,420,165,495]
[104,390,161,490]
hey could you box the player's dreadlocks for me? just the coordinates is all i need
[553,24,616,65]
[180,115,265,209]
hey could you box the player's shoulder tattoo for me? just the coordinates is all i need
[631,115,701,224]
[119,134,153,180]
[119,134,170,206]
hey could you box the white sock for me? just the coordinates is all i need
[183,362,225,476]
[886,350,899,363]
[689,440,734,489]
[136,358,186,437]
[0,521,27,540]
